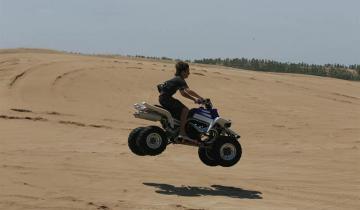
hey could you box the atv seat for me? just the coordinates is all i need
[154,104,180,120]
[154,104,166,109]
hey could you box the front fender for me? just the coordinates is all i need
[208,117,231,130]
[207,117,240,139]
[225,128,241,139]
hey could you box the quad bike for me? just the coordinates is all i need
[128,98,242,167]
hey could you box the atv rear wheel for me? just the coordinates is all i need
[136,126,168,156]
[128,127,146,156]
[212,136,242,167]
[198,147,218,166]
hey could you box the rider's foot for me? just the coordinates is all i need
[175,135,186,143]
[173,135,186,143]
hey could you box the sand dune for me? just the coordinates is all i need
[0,49,359,210]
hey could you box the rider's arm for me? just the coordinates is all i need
[179,89,196,102]
[184,88,203,100]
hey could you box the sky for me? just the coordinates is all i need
[0,0,359,65]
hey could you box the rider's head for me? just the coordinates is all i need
[175,61,190,79]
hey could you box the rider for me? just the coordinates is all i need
[158,61,204,141]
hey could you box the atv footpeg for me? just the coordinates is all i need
[174,136,202,147]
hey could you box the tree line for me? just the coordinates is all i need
[193,58,360,81]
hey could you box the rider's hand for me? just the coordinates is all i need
[195,98,203,104]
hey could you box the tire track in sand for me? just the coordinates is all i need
[0,114,112,129]
[8,62,62,88]
[52,67,96,87]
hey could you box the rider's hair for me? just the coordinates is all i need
[175,61,189,76]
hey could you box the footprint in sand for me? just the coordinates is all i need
[11,108,70,116]
[88,202,110,210]
[58,120,112,129]
[45,111,63,115]
[192,72,205,76]
[11,108,32,113]
[126,67,142,70]
[0,115,48,121]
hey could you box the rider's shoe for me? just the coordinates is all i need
[172,135,186,144]
[175,135,186,143]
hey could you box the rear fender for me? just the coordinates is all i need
[134,102,176,128]
[207,117,240,139]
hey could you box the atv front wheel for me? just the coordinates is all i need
[212,136,242,167]
[198,147,218,167]
[136,126,168,156]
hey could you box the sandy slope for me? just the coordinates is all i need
[0,49,359,210]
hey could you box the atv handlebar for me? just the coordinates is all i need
[195,98,204,104]
[198,98,213,109]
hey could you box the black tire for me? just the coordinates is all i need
[212,136,242,167]
[136,126,168,156]
[198,147,219,167]
[128,127,146,156]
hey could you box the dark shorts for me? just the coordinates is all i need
[159,95,186,120]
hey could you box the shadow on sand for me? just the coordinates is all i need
[143,183,262,199]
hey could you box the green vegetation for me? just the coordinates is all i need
[132,54,360,81]
[193,58,360,81]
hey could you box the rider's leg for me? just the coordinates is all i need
[179,107,189,136]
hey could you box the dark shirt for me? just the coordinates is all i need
[160,76,188,97]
